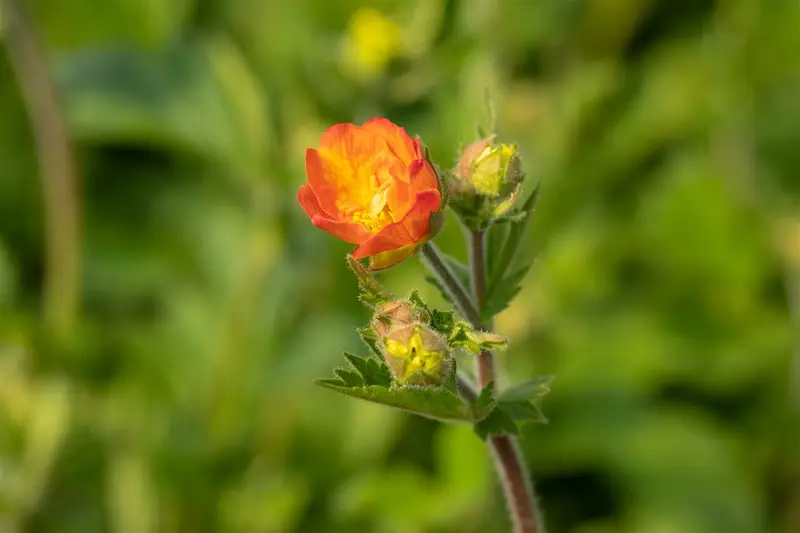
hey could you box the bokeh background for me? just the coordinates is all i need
[1,0,800,532]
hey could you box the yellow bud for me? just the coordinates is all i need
[381,324,452,386]
[452,138,522,202]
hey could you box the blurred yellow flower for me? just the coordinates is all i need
[341,7,404,80]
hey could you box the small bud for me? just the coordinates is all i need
[448,137,524,228]
[381,323,452,386]
[370,300,428,338]
[455,138,521,198]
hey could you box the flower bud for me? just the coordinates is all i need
[455,137,521,198]
[370,300,428,338]
[448,137,524,228]
[381,323,452,386]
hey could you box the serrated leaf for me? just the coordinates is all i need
[486,220,510,282]
[343,353,392,388]
[315,382,478,423]
[497,399,548,424]
[474,406,519,440]
[408,290,432,314]
[449,322,507,354]
[429,309,456,336]
[484,183,540,317]
[473,382,497,420]
[317,378,348,387]
[334,368,365,387]
[482,264,531,321]
[498,376,553,403]
[357,326,383,359]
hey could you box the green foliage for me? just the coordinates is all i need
[317,353,494,424]
[474,379,552,440]
[483,184,540,321]
[1,0,798,532]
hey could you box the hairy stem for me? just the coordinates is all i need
[469,229,543,533]
[5,0,80,339]
[421,237,544,533]
[420,242,481,325]
[469,229,496,385]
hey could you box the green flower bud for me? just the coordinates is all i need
[448,137,524,228]
[381,323,452,386]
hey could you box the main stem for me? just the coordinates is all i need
[421,239,543,533]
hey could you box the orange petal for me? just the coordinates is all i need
[311,215,371,244]
[385,158,440,219]
[368,244,420,271]
[408,157,440,193]
[305,148,346,215]
[297,183,329,219]
[362,117,419,168]
[352,189,441,258]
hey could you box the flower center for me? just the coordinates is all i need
[338,176,395,232]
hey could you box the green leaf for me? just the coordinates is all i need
[408,290,431,314]
[407,291,456,337]
[473,382,497,420]
[498,376,553,403]
[357,326,383,359]
[484,183,540,316]
[429,309,456,336]
[334,368,365,387]
[472,377,553,438]
[481,264,531,321]
[486,221,509,282]
[343,353,392,388]
[448,322,507,354]
[474,406,519,440]
[315,382,478,423]
[497,399,548,424]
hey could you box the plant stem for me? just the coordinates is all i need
[470,228,543,533]
[5,0,81,340]
[420,243,481,325]
[421,237,545,533]
[469,229,496,385]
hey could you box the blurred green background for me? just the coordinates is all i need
[1,0,799,532]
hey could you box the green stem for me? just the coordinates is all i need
[468,228,544,533]
[5,0,80,340]
[469,229,496,385]
[420,243,481,325]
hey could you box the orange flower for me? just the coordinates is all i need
[298,118,442,269]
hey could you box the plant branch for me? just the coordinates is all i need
[420,242,481,325]
[4,0,80,339]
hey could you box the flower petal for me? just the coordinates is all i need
[311,215,371,244]
[385,158,440,219]
[368,244,420,271]
[408,157,440,193]
[297,183,328,219]
[305,148,346,215]
[362,117,419,168]
[352,189,441,259]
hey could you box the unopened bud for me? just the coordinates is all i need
[449,137,524,228]
[370,300,428,338]
[454,137,521,198]
[381,323,452,386]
